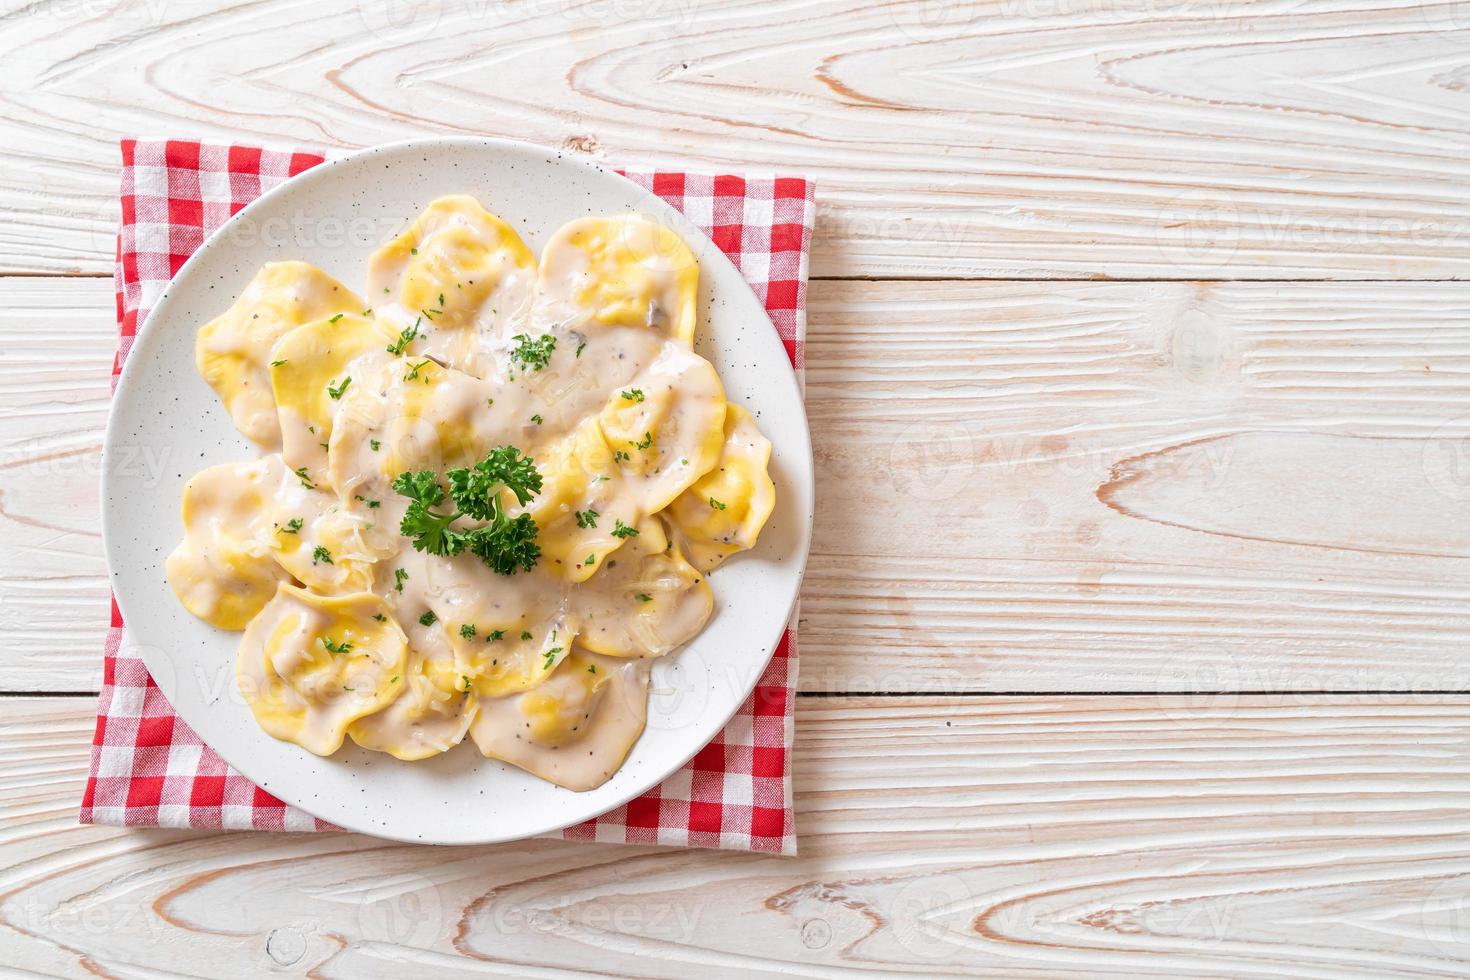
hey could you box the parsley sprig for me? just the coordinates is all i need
[393,446,544,575]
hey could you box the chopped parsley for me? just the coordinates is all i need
[329,313,344,324]
[354,495,381,509]
[709,497,727,511]
[575,340,587,358]
[459,623,476,639]
[614,449,630,462]
[633,431,653,450]
[487,629,505,642]
[405,359,431,382]
[270,358,287,367]
[372,613,387,622]
[311,545,333,565]
[327,376,351,400]
[543,647,562,670]
[531,414,543,425]
[510,332,556,372]
[394,568,408,593]
[371,439,381,451]
[386,318,421,356]
[294,467,315,489]
[419,610,437,627]
[636,593,653,603]
[321,635,352,654]
[620,388,645,403]
[611,519,639,539]
[280,518,303,535]
[584,553,596,565]
[520,630,532,641]
[575,509,598,529]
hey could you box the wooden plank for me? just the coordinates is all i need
[5,276,1469,693]
[6,694,1470,977]
[4,0,1470,277]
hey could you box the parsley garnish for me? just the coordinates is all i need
[419,610,437,627]
[587,664,597,674]
[520,630,532,641]
[531,414,543,425]
[355,495,381,509]
[394,568,408,593]
[584,553,596,565]
[386,318,421,356]
[575,340,587,358]
[614,450,629,462]
[280,518,303,535]
[270,358,287,367]
[543,647,562,670]
[709,497,727,510]
[633,431,653,450]
[393,446,544,575]
[510,333,556,372]
[575,509,598,529]
[405,359,431,382]
[329,313,344,324]
[372,613,386,622]
[294,467,314,489]
[611,519,639,539]
[460,674,472,693]
[621,388,645,402]
[312,545,333,565]
[460,623,476,639]
[321,635,352,654]
[636,593,653,602]
[327,376,351,400]
[370,439,381,451]
[487,629,504,642]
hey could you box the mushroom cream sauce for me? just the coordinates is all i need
[165,196,776,791]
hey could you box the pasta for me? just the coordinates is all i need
[166,196,776,790]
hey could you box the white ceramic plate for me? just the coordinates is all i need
[102,138,812,845]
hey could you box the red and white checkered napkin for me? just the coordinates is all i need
[81,139,813,854]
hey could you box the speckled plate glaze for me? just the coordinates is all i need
[101,138,813,844]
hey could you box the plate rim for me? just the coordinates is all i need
[100,135,814,844]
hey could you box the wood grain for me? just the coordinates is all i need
[6,694,1470,977]
[5,0,1470,277]
[7,276,1468,694]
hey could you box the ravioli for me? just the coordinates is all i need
[269,312,396,486]
[366,195,537,378]
[537,215,699,345]
[171,196,777,791]
[470,653,651,791]
[195,262,363,447]
[166,459,291,630]
[666,404,777,571]
[237,584,408,756]
[572,517,713,658]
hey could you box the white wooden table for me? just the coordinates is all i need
[5,1,1470,975]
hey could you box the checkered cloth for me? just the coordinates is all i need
[81,139,812,854]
